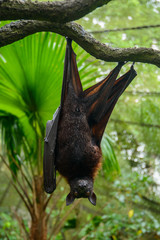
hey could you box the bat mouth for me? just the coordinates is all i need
[73,189,90,198]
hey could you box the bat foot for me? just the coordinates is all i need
[66,37,72,46]
[118,61,126,67]
[131,62,135,68]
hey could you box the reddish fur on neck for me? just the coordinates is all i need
[92,156,102,179]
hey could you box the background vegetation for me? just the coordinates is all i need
[0,0,160,239]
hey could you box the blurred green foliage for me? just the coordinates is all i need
[0,212,24,240]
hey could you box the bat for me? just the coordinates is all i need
[43,38,137,206]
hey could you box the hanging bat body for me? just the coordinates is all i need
[43,38,137,206]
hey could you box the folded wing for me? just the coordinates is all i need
[84,64,137,145]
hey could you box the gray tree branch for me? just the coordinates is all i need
[0,20,160,67]
[0,0,111,22]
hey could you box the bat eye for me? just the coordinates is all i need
[74,191,78,196]
[75,107,80,112]
[86,191,90,197]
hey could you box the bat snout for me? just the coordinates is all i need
[69,177,94,199]
[74,187,91,198]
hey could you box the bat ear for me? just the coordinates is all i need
[88,192,97,206]
[66,192,75,206]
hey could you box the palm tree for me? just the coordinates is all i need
[0,32,119,239]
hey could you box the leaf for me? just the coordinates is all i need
[112,235,117,240]
[137,229,142,235]
[128,209,134,218]
[101,133,120,175]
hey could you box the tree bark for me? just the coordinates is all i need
[0,20,160,67]
[0,0,111,22]
[30,176,47,240]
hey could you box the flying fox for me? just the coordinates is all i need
[43,38,137,206]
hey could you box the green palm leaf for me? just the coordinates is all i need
[0,31,119,174]
[101,133,120,176]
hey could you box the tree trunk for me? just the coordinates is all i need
[30,176,47,240]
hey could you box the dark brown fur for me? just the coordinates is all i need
[56,91,102,182]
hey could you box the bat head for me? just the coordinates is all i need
[66,177,97,206]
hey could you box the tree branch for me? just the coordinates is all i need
[9,153,33,191]
[50,199,81,238]
[0,154,33,209]
[90,24,160,34]
[125,91,160,97]
[0,20,160,67]
[13,210,29,240]
[0,0,111,22]
[142,195,160,207]
[111,119,160,129]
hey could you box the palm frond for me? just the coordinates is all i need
[101,133,120,175]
